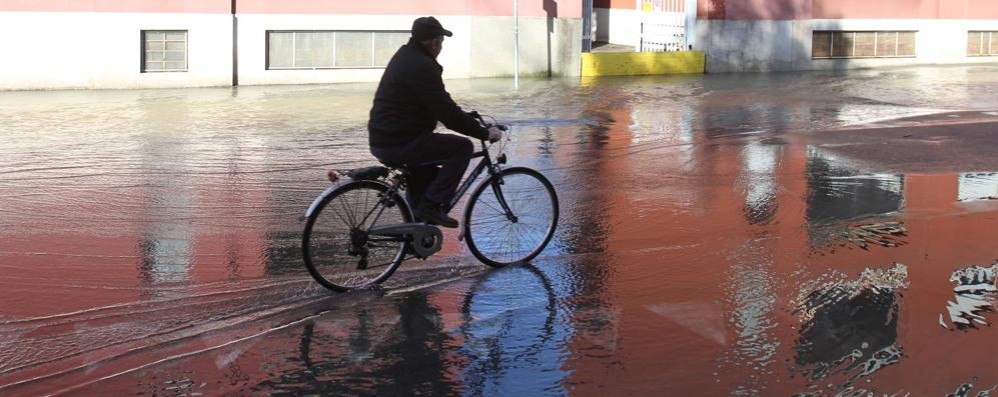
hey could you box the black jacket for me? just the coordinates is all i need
[368,38,489,148]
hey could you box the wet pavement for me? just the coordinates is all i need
[2,64,998,396]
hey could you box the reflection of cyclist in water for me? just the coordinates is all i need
[368,16,502,228]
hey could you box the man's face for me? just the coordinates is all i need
[429,35,444,58]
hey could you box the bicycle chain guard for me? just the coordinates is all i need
[368,223,443,259]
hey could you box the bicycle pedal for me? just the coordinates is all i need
[457,229,465,242]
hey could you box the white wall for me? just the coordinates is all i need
[697,19,998,73]
[0,12,233,90]
[468,16,582,78]
[236,14,582,85]
[0,12,582,89]
[235,14,473,85]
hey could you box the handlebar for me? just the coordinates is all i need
[467,110,508,136]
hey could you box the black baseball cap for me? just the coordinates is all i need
[411,16,453,41]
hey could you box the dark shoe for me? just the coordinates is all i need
[415,201,459,228]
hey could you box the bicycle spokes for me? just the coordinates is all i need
[302,181,411,291]
[464,168,559,267]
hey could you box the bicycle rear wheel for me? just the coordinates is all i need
[463,167,559,267]
[302,180,412,291]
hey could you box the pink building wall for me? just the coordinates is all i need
[698,0,998,20]
[239,0,581,17]
[0,0,231,13]
[594,0,637,10]
[0,0,581,17]
[814,0,998,19]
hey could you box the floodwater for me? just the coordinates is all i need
[2,65,998,396]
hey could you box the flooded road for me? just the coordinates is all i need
[2,65,998,395]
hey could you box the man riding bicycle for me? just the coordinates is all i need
[368,16,502,229]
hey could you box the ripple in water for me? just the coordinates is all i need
[940,262,998,330]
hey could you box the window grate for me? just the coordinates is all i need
[142,30,188,72]
[812,31,916,59]
[266,30,409,70]
[968,31,998,56]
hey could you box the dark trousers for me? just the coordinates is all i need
[371,133,473,210]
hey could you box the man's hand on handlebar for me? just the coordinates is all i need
[465,109,505,142]
[487,126,503,143]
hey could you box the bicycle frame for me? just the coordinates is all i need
[444,143,512,216]
[345,142,514,261]
[364,141,517,235]
[444,144,505,212]
[304,140,511,226]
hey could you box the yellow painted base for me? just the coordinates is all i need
[581,51,705,77]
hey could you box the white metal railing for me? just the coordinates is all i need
[639,12,686,52]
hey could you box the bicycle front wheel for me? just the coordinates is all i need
[302,180,412,291]
[464,167,559,267]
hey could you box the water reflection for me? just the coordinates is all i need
[947,379,998,397]
[958,173,998,202]
[720,238,781,395]
[254,293,460,396]
[794,264,908,393]
[739,142,783,225]
[230,264,567,396]
[941,263,998,330]
[457,264,565,396]
[809,221,908,251]
[806,147,905,223]
[135,107,196,288]
[3,67,998,394]
[805,147,910,251]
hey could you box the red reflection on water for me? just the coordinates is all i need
[528,89,998,394]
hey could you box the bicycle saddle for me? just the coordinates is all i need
[344,166,390,181]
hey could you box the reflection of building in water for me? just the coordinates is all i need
[629,104,695,146]
[740,142,782,225]
[138,127,195,287]
[940,263,998,330]
[794,264,907,391]
[833,104,935,127]
[138,225,192,285]
[136,100,272,287]
[958,172,998,201]
[718,239,781,394]
[805,147,904,223]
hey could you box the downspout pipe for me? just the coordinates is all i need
[232,0,239,86]
[514,0,520,89]
[582,0,593,52]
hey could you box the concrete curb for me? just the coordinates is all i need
[581,50,705,76]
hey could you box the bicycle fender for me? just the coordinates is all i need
[303,179,352,220]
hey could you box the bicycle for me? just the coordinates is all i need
[301,112,560,292]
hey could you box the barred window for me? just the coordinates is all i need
[812,31,916,59]
[143,30,188,72]
[968,31,997,56]
[267,31,409,69]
